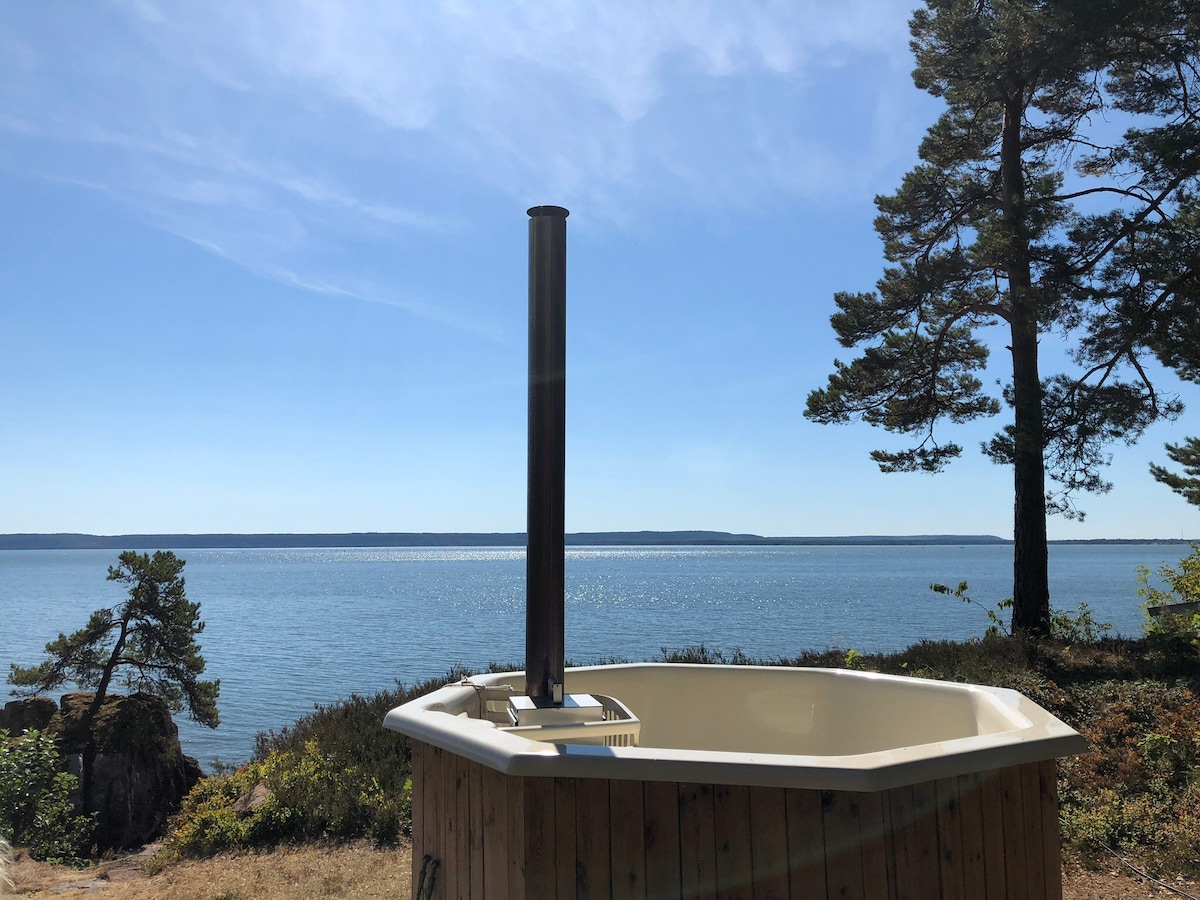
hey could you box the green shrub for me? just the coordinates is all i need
[1050,602,1113,644]
[166,670,472,857]
[1138,547,1200,659]
[0,729,94,864]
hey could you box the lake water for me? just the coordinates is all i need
[0,543,1190,766]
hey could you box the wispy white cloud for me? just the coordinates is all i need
[2,1,924,328]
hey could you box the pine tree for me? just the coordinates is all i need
[806,0,1200,635]
[9,551,219,814]
[9,551,219,728]
[1150,437,1200,510]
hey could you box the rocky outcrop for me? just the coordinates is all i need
[2,692,204,851]
[0,696,57,734]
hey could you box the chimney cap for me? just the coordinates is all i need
[527,205,569,218]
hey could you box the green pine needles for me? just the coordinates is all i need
[8,551,219,729]
[806,0,1200,636]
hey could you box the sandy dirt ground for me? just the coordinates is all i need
[4,842,1197,899]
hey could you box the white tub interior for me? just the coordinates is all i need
[385,663,1086,791]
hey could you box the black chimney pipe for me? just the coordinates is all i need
[525,205,568,702]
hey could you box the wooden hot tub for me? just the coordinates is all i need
[385,663,1086,899]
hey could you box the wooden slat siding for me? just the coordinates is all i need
[747,786,789,900]
[855,791,890,900]
[1038,761,1063,900]
[644,781,682,900]
[934,777,966,900]
[555,778,579,900]
[821,790,866,900]
[482,764,510,900]
[785,788,826,900]
[954,772,990,900]
[411,741,425,900]
[507,774,526,900]
[680,783,718,900]
[1020,763,1047,899]
[577,778,613,900]
[713,784,753,900]
[999,765,1029,900]
[524,776,557,899]
[468,760,485,900]
[977,771,1008,900]
[610,778,648,900]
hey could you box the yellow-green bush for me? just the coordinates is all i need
[166,739,409,857]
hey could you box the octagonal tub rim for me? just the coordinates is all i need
[383,663,1087,792]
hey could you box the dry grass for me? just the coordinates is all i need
[3,840,1194,899]
[4,841,410,899]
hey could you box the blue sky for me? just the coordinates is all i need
[1,1,1197,540]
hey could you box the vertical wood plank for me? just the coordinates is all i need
[856,791,890,900]
[445,750,466,900]
[427,745,445,900]
[442,749,457,900]
[821,790,865,900]
[610,779,648,900]
[468,761,485,900]
[747,786,789,900]
[1020,763,1047,899]
[1039,760,1063,900]
[482,765,509,900]
[909,779,942,900]
[999,766,1029,900]
[524,776,557,900]
[887,782,939,900]
[785,788,826,900]
[644,781,682,900]
[714,784,753,900]
[978,771,1008,900]
[411,741,425,900]
[577,778,613,900]
[680,783,717,900]
[934,778,966,900]
[507,775,526,900]
[556,778,579,900]
[954,773,989,900]
[886,784,914,900]
[457,754,473,899]
[880,785,897,900]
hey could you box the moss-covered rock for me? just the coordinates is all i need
[50,692,202,850]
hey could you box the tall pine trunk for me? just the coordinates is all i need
[1001,89,1051,637]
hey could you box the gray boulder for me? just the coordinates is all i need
[48,692,203,851]
[0,696,57,734]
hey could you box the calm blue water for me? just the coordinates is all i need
[0,543,1189,767]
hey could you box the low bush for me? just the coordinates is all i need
[0,729,94,864]
[166,668,476,857]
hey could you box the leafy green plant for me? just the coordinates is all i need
[1138,546,1200,610]
[933,582,1112,644]
[0,729,94,864]
[931,581,1012,636]
[1138,546,1200,654]
[1049,602,1113,644]
[843,649,865,670]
